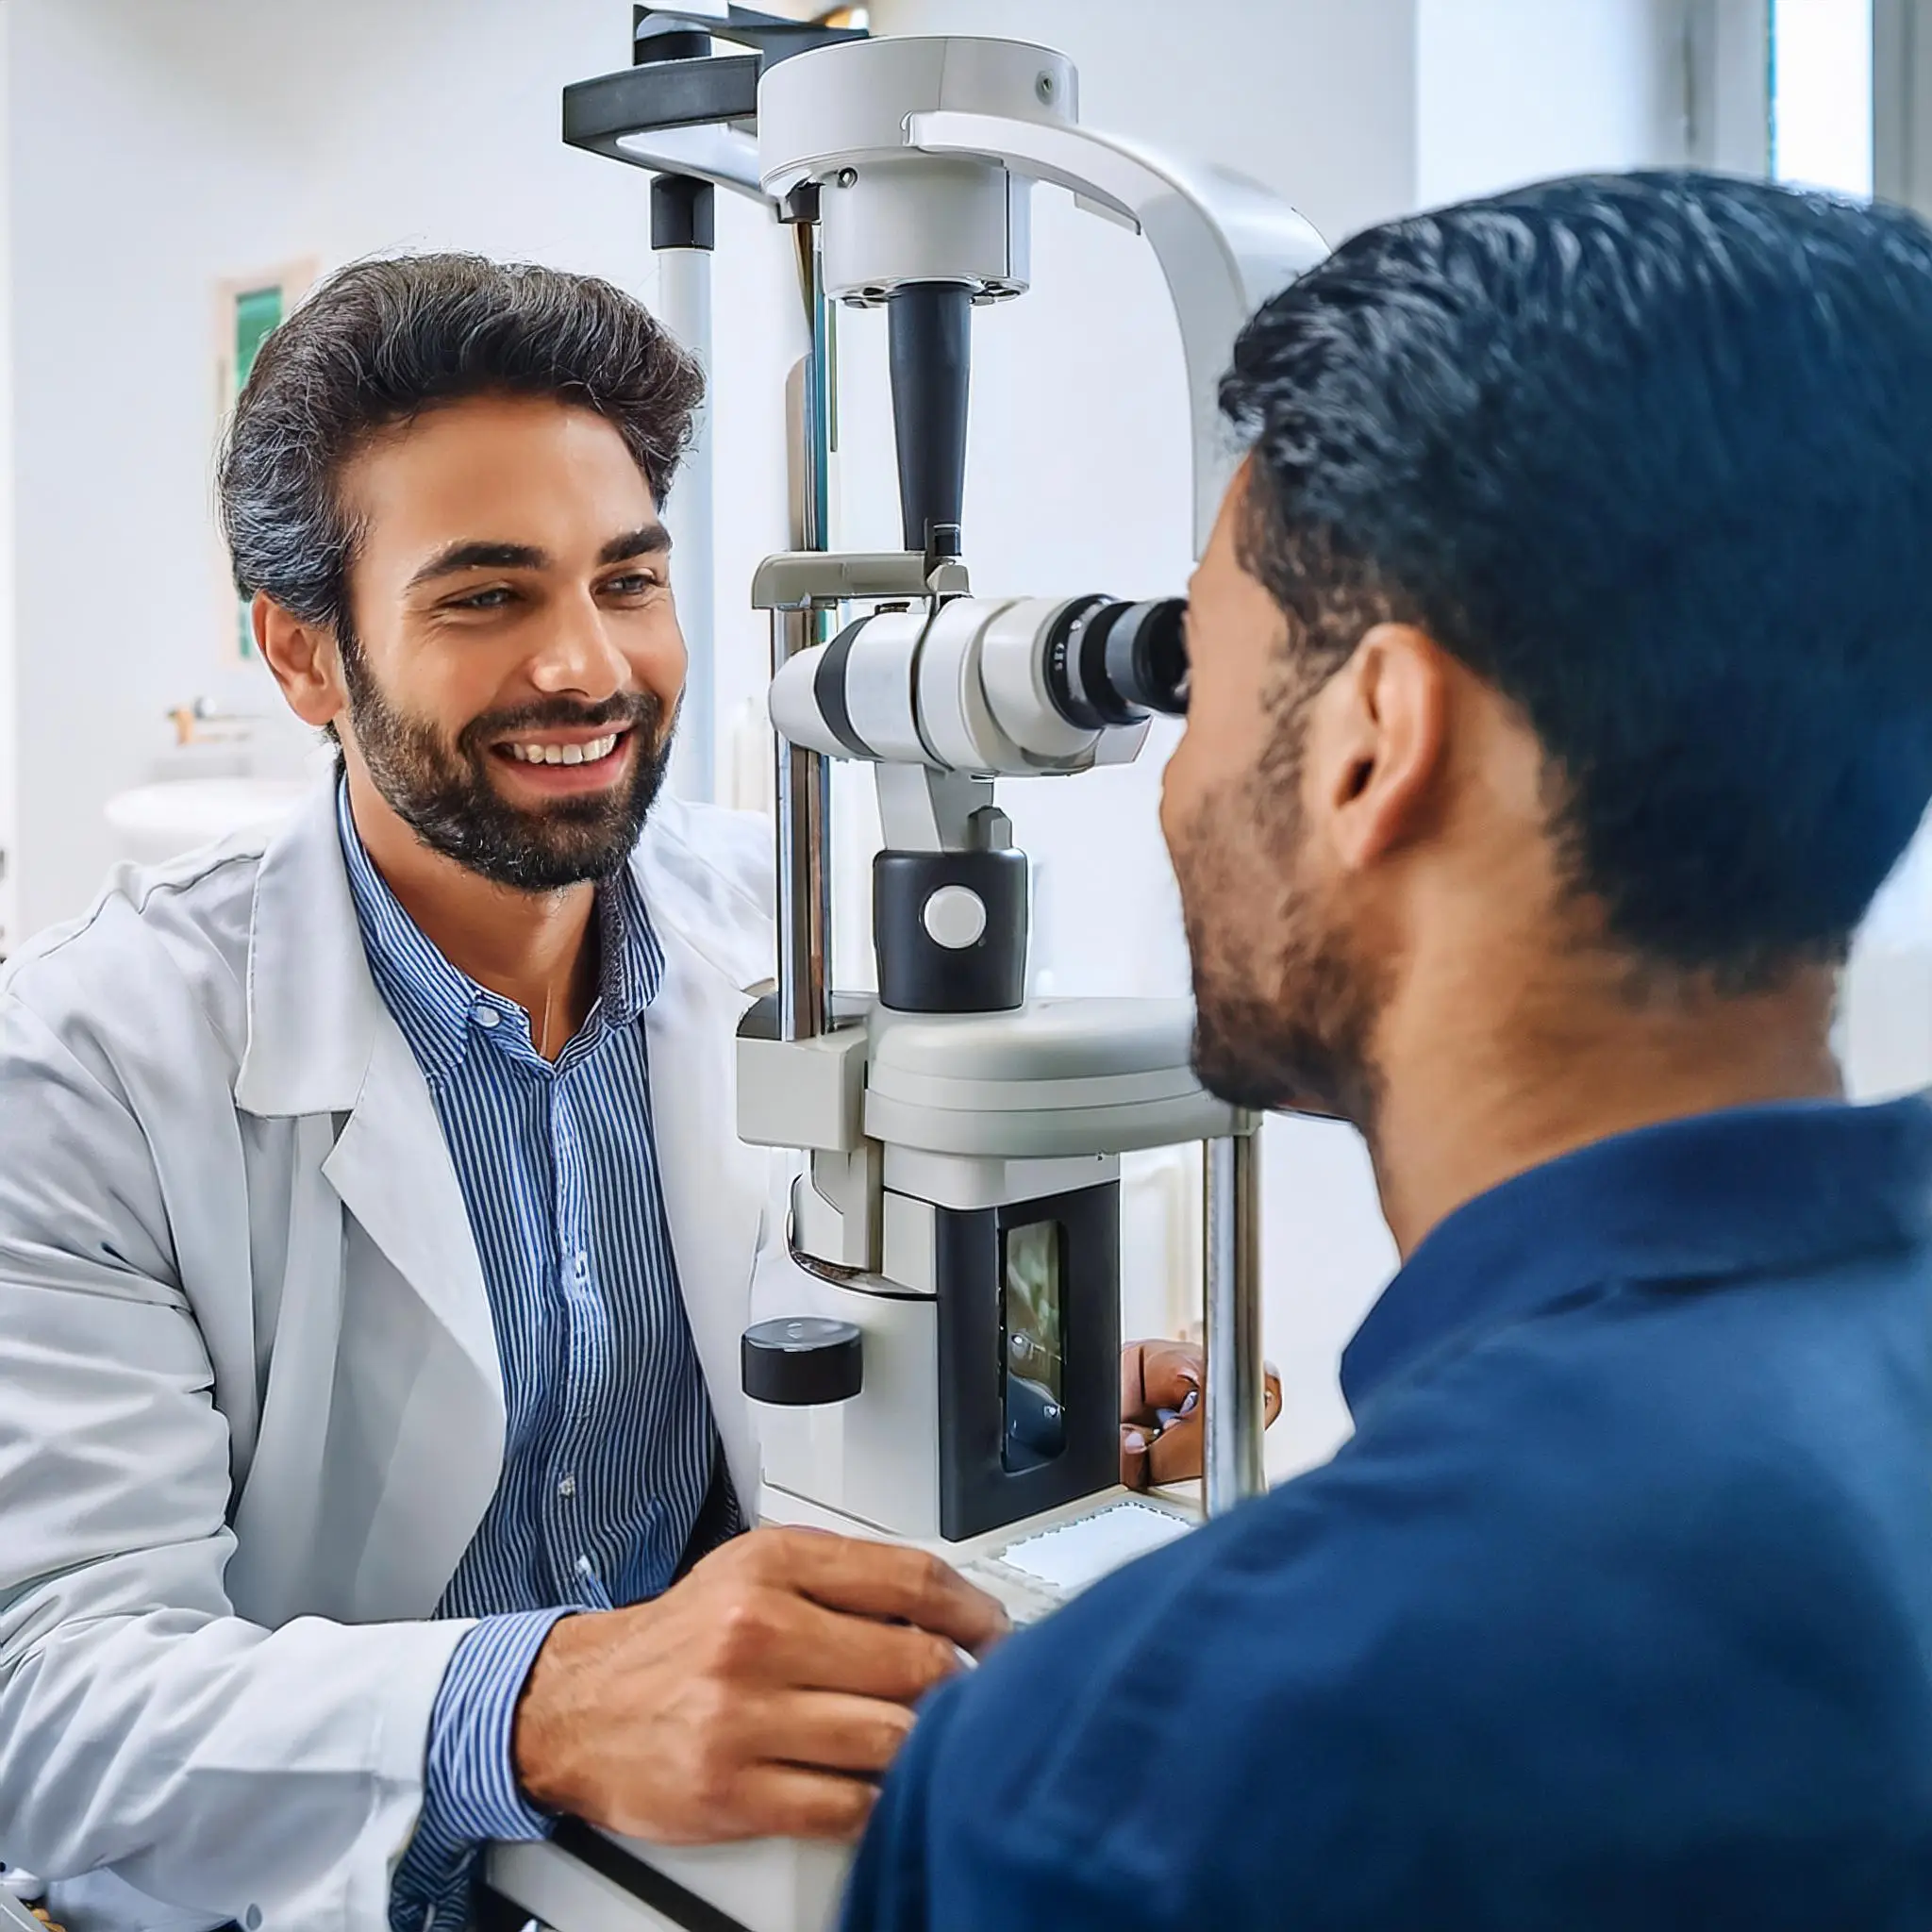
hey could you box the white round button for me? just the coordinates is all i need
[922,884,988,950]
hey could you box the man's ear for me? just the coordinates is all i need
[254,592,347,733]
[1309,622,1450,871]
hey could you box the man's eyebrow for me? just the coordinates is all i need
[404,526,671,591]
[599,524,673,567]
[406,541,549,591]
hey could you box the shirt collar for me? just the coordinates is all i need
[335,779,665,1083]
[1341,1095,1932,1420]
[598,852,666,1027]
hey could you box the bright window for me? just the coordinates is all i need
[1773,1,1932,965]
[1771,0,1874,195]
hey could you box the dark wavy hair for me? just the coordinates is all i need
[1224,172,1932,987]
[218,252,702,642]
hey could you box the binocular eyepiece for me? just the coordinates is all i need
[1043,596,1190,728]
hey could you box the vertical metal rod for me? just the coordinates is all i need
[657,243,714,802]
[774,221,835,1043]
[771,613,827,1044]
[799,225,833,558]
[1204,1132,1265,1515]
[802,229,834,1032]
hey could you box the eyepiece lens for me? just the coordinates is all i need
[1129,598,1189,716]
[1043,594,1191,729]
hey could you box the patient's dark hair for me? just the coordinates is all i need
[218,253,701,642]
[1223,171,1932,988]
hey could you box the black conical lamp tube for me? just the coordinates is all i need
[887,281,971,555]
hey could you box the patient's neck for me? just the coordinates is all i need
[1368,938,1842,1258]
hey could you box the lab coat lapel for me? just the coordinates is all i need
[319,1019,507,1616]
[645,921,767,1514]
[237,781,505,1456]
[318,1023,505,1409]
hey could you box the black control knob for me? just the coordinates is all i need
[874,848,1027,1014]
[741,1317,864,1407]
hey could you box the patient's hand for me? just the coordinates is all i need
[1119,1338,1283,1490]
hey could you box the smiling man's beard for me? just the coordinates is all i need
[339,631,672,891]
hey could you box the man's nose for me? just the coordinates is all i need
[526,590,627,700]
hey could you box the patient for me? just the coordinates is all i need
[844,171,1932,1929]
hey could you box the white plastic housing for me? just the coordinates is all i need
[822,158,1031,306]
[836,610,929,763]
[866,998,1243,1158]
[758,36,1077,303]
[978,596,1109,760]
[752,1276,943,1541]
[914,595,1024,771]
[767,596,1153,778]
[758,32,1329,554]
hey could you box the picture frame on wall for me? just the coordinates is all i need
[213,260,316,667]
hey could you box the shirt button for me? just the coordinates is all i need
[558,1474,577,1499]
[575,1250,591,1277]
[472,1005,500,1030]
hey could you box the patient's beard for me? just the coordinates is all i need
[1176,716,1387,1130]
[339,628,672,892]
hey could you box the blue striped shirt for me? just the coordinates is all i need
[333,786,734,1930]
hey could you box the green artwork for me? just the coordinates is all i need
[234,286,282,387]
[232,286,283,660]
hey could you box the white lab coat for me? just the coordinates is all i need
[0,781,783,1932]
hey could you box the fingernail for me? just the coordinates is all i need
[1178,1389,1200,1417]
[1124,1428,1147,1453]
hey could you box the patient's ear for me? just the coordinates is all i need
[1308,622,1450,872]
[256,594,347,733]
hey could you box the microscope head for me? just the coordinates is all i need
[758,36,1073,306]
[768,591,1189,779]
[757,36,1233,800]
[760,37,1079,557]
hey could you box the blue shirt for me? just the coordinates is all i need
[332,789,735,1929]
[847,1097,1932,1931]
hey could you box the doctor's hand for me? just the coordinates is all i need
[511,1525,1007,1845]
[1120,1338,1283,1491]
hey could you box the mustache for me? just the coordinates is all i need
[458,691,663,758]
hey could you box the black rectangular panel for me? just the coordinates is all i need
[936,1182,1120,1542]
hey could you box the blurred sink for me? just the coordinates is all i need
[104,777,310,866]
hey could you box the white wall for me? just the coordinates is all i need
[0,13,15,964]
[11,0,305,937]
[1419,0,1690,205]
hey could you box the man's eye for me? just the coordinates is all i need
[451,586,515,611]
[603,572,662,597]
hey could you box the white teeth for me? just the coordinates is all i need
[508,733,621,766]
